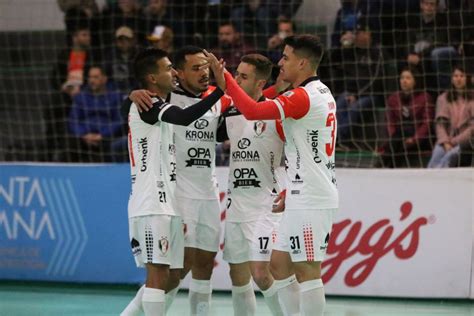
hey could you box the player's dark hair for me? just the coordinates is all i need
[173,46,204,70]
[447,65,473,102]
[399,66,425,92]
[134,48,168,87]
[283,34,323,70]
[241,54,273,81]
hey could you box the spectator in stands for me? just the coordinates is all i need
[143,0,185,47]
[428,66,474,167]
[266,0,303,19]
[230,0,276,49]
[102,26,139,93]
[57,0,99,46]
[147,25,174,53]
[97,0,147,48]
[449,1,474,76]
[333,19,398,147]
[267,18,296,64]
[398,0,459,92]
[378,67,435,168]
[48,25,94,161]
[68,66,126,162]
[211,21,255,73]
[52,26,92,98]
[331,0,370,48]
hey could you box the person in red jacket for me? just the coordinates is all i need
[378,67,434,167]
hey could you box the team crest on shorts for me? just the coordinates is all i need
[320,233,330,251]
[159,237,169,255]
[131,238,142,256]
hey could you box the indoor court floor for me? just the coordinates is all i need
[0,283,473,316]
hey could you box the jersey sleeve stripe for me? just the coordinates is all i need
[272,99,286,120]
[158,103,174,121]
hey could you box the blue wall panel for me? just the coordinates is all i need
[0,164,144,283]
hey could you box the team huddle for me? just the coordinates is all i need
[121,34,338,316]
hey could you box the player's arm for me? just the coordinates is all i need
[224,72,310,121]
[272,189,286,213]
[139,87,225,126]
[216,107,232,142]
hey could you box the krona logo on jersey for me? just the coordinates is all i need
[322,201,430,287]
[185,119,214,142]
[185,130,214,141]
[237,138,251,149]
[194,119,209,129]
[233,168,261,188]
[233,138,260,162]
[185,147,212,167]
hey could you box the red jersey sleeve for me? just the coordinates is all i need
[225,71,282,120]
[273,88,310,120]
[220,94,233,113]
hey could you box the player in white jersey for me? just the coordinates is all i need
[221,35,338,316]
[121,49,226,316]
[129,46,231,315]
[217,54,295,316]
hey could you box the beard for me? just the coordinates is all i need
[219,41,233,49]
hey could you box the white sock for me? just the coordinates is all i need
[142,287,165,316]
[300,279,325,316]
[121,285,145,316]
[165,281,181,312]
[261,282,284,316]
[231,282,256,316]
[189,279,212,316]
[274,275,300,316]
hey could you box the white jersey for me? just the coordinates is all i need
[127,98,177,218]
[225,103,285,222]
[171,87,231,200]
[272,76,338,210]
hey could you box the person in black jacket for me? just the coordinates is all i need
[332,19,398,146]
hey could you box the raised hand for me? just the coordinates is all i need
[203,50,226,91]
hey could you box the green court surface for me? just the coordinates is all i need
[0,283,473,316]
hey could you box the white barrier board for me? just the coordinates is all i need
[182,168,473,298]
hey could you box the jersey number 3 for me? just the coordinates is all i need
[325,112,336,157]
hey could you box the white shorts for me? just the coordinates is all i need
[175,197,221,252]
[129,215,184,269]
[273,209,336,262]
[223,213,281,264]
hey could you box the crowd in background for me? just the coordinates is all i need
[31,0,474,166]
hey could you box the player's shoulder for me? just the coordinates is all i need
[151,97,170,109]
[203,85,217,96]
[279,87,309,102]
